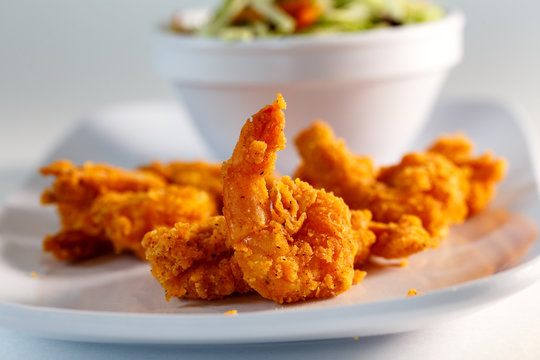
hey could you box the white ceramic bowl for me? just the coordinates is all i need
[153,9,464,174]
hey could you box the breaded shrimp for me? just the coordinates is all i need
[369,215,433,259]
[294,121,453,256]
[90,185,218,258]
[40,160,166,206]
[41,158,220,261]
[294,120,376,209]
[428,134,507,214]
[141,160,281,214]
[350,210,431,262]
[374,151,470,239]
[142,216,250,300]
[140,161,223,209]
[43,185,218,260]
[295,121,506,244]
[222,95,359,304]
[350,210,376,266]
[43,230,112,261]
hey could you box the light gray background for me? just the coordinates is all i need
[0,0,539,170]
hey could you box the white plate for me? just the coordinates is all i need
[0,100,539,344]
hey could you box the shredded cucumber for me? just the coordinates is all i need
[179,0,445,40]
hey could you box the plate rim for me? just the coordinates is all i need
[0,256,539,344]
[0,98,539,343]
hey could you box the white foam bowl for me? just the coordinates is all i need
[153,9,464,173]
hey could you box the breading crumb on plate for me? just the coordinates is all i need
[407,288,423,296]
[353,270,367,284]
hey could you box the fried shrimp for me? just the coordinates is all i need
[222,95,359,304]
[428,134,507,215]
[142,216,250,300]
[41,158,220,261]
[140,161,223,209]
[374,151,470,239]
[294,120,377,209]
[295,121,506,244]
[141,160,282,213]
[294,121,449,256]
[43,230,112,261]
[369,215,433,259]
[42,185,218,260]
[350,210,431,262]
[90,185,218,258]
[38,96,508,305]
[350,210,376,266]
[40,160,166,206]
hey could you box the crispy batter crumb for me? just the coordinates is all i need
[224,310,238,315]
[407,288,423,296]
[31,271,38,278]
[399,260,408,267]
[353,270,367,284]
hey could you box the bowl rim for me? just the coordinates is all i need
[156,8,465,50]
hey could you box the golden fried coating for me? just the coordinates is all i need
[90,185,218,258]
[350,210,431,262]
[141,161,280,213]
[141,161,223,209]
[374,152,470,239]
[295,121,506,246]
[428,134,507,215]
[142,216,250,300]
[369,215,433,259]
[42,200,110,261]
[43,230,112,261]
[222,95,361,304]
[295,121,376,208]
[43,185,218,260]
[40,160,165,206]
[56,202,101,235]
[350,210,376,266]
[40,158,221,261]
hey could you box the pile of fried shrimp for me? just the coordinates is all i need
[40,94,506,304]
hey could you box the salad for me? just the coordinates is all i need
[171,0,445,41]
